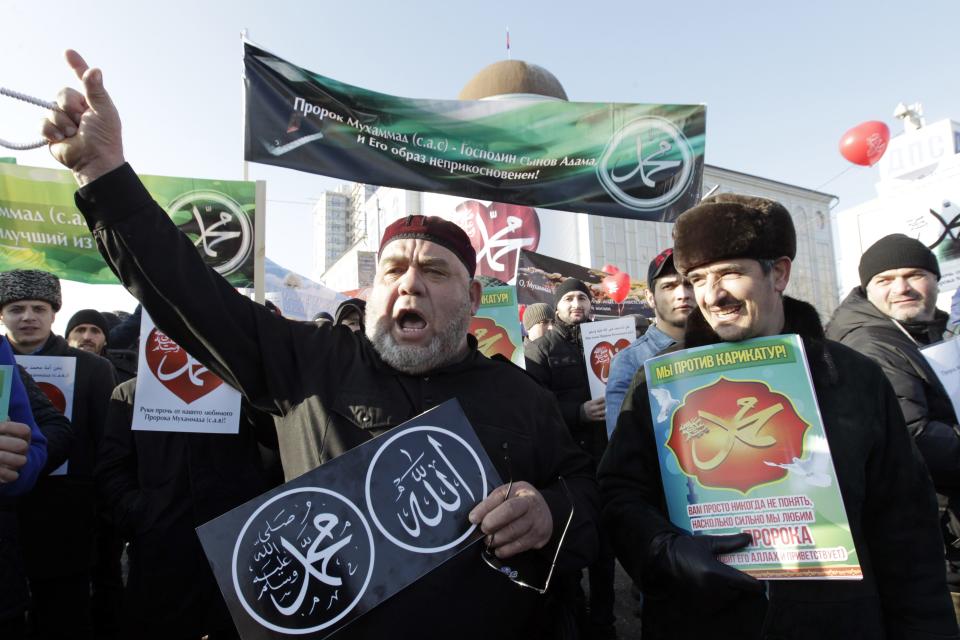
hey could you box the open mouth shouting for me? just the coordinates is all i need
[395,308,429,341]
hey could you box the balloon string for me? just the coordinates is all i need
[814,165,855,191]
[0,87,61,151]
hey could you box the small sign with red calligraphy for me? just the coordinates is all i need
[133,310,241,433]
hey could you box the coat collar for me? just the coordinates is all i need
[682,296,838,386]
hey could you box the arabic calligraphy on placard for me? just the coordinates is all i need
[666,378,809,493]
[365,426,487,554]
[232,487,375,634]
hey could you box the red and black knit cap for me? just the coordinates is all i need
[647,248,677,285]
[378,215,477,278]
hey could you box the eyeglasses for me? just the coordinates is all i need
[481,476,575,595]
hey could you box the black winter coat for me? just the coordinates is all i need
[0,366,75,621]
[524,319,608,461]
[15,334,116,579]
[827,287,960,582]
[600,296,958,640]
[75,164,600,640]
[96,378,280,639]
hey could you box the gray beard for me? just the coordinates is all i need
[365,296,473,375]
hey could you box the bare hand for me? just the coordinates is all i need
[41,50,124,186]
[0,421,31,483]
[582,397,606,422]
[468,481,553,559]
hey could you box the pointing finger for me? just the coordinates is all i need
[65,49,90,82]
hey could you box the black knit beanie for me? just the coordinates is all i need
[66,309,110,341]
[859,234,940,288]
[554,278,591,305]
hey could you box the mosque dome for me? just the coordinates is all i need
[458,60,567,101]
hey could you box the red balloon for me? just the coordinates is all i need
[839,121,890,166]
[518,303,527,322]
[602,272,631,304]
[601,264,620,275]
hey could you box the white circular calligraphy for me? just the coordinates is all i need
[231,487,375,635]
[365,426,487,554]
[166,190,253,277]
[596,116,695,212]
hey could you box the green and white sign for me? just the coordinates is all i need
[644,335,862,580]
[244,42,705,222]
[0,163,257,287]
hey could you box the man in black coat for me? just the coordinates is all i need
[97,378,281,640]
[525,278,616,638]
[600,194,959,639]
[40,50,599,640]
[826,234,960,596]
[0,269,117,640]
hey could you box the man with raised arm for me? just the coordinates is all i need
[41,50,598,639]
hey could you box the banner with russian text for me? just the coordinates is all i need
[644,334,862,580]
[0,163,258,287]
[243,42,705,222]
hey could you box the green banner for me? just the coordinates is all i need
[244,42,705,222]
[0,158,16,164]
[0,163,257,286]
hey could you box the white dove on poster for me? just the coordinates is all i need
[650,387,680,422]
[763,455,832,488]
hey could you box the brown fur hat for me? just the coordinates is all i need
[673,193,796,275]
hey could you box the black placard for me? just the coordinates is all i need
[197,399,501,639]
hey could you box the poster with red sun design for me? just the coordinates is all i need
[643,335,861,580]
[579,317,636,399]
[15,355,75,475]
[133,311,241,434]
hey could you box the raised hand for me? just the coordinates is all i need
[41,50,124,186]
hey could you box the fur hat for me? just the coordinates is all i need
[66,309,110,342]
[522,302,555,332]
[858,233,940,288]
[673,194,796,275]
[554,278,591,305]
[379,215,476,278]
[0,269,62,311]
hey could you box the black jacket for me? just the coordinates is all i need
[826,288,958,488]
[96,378,280,639]
[0,367,75,621]
[75,163,600,640]
[599,296,958,639]
[524,319,608,460]
[15,333,117,579]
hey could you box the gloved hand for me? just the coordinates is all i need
[647,531,762,608]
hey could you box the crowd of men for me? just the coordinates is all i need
[0,49,959,640]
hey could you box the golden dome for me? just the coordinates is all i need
[458,60,567,101]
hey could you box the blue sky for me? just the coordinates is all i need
[2,0,957,325]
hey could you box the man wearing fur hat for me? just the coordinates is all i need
[525,278,616,639]
[826,234,960,601]
[39,51,599,640]
[600,195,958,638]
[0,269,118,639]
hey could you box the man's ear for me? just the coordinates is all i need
[772,257,792,294]
[469,279,483,315]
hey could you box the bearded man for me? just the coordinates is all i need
[41,50,598,640]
